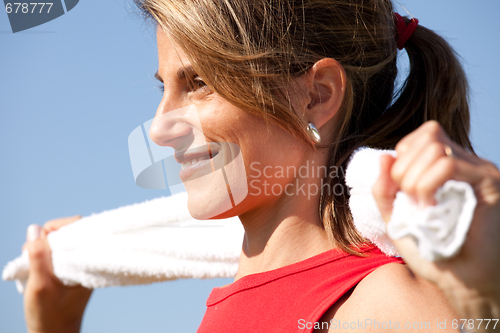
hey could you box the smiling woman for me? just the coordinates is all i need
[16,0,500,332]
[132,0,498,332]
[139,0,473,255]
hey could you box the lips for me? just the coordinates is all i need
[175,143,221,180]
[180,155,212,169]
[179,150,219,170]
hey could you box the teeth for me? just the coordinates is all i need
[181,155,214,170]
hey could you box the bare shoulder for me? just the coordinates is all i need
[346,263,457,319]
[316,263,459,333]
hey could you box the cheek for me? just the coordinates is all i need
[197,104,243,143]
[242,127,306,199]
[182,104,253,219]
[185,97,306,215]
[246,153,302,193]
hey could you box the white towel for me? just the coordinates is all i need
[345,148,400,256]
[2,147,476,291]
[388,180,477,261]
[3,192,244,292]
[346,147,477,261]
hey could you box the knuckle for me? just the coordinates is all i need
[43,220,56,229]
[422,128,439,143]
[415,180,433,198]
[491,176,500,191]
[390,163,403,184]
[421,121,448,142]
[30,282,49,296]
[493,179,500,202]
[485,160,500,176]
[400,178,416,197]
[30,281,58,298]
[483,162,500,197]
[27,240,48,260]
[395,140,408,154]
[427,142,445,158]
[424,120,442,134]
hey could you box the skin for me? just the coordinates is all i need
[151,28,462,332]
[372,121,500,331]
[22,27,500,333]
[151,28,340,277]
[23,216,91,333]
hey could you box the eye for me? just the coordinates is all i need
[186,75,211,99]
[156,74,209,96]
[189,76,207,91]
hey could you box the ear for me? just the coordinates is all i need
[304,58,346,132]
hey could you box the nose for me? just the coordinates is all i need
[149,98,195,151]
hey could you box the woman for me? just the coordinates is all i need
[23,0,499,332]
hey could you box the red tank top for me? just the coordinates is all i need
[197,244,404,333]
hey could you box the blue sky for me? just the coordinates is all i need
[1,1,499,332]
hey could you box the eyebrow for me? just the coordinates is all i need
[154,66,195,83]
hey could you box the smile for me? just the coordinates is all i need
[175,143,221,180]
[180,152,219,170]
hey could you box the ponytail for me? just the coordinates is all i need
[325,15,475,255]
[363,16,474,153]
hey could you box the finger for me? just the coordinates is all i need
[392,122,453,185]
[398,120,479,165]
[414,156,487,208]
[43,215,82,234]
[395,120,446,155]
[25,225,56,291]
[372,154,399,223]
[447,139,483,165]
[398,142,448,202]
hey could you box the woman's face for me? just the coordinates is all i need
[150,28,310,220]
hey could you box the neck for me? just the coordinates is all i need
[235,177,334,280]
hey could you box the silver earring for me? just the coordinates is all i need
[307,123,321,144]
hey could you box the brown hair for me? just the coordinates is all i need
[135,0,474,255]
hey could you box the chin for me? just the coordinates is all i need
[186,187,234,220]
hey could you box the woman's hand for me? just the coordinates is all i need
[372,120,500,325]
[23,216,92,333]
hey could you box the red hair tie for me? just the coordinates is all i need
[394,13,419,50]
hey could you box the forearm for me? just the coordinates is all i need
[441,284,499,333]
